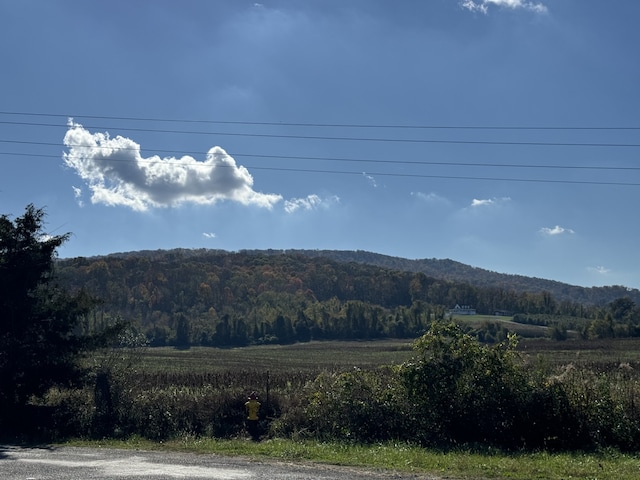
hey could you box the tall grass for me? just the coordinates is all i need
[26,338,640,453]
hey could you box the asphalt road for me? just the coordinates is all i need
[1,445,437,479]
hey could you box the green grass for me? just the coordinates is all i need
[452,314,550,338]
[65,437,640,480]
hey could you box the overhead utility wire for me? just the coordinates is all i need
[1,120,640,148]
[2,148,639,173]
[1,111,640,130]
[2,151,639,187]
[247,166,640,187]
[0,153,640,187]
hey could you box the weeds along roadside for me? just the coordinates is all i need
[15,333,640,452]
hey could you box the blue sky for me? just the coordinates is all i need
[1,0,639,289]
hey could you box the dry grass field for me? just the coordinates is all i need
[128,334,640,376]
[133,339,415,373]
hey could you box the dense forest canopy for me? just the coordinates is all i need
[55,249,640,347]
[283,249,640,306]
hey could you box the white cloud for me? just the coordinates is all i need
[471,198,495,207]
[411,191,451,205]
[284,194,339,214]
[72,186,84,207]
[539,225,575,236]
[588,265,611,275]
[461,0,548,14]
[62,121,282,212]
[470,197,511,208]
[202,232,217,239]
[363,172,378,188]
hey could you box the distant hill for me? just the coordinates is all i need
[62,248,640,307]
[55,248,639,347]
[278,250,640,306]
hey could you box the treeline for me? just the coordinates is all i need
[56,249,640,347]
[514,297,640,340]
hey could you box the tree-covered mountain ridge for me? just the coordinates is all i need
[61,248,638,306]
[284,249,640,306]
[55,248,640,346]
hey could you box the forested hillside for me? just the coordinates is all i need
[55,249,640,347]
[284,250,640,306]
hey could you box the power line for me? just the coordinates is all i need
[1,121,640,147]
[2,151,638,187]
[2,112,637,187]
[247,166,640,187]
[1,110,639,130]
[2,149,638,172]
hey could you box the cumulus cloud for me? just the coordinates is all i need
[461,0,548,14]
[588,266,611,275]
[540,225,575,236]
[202,232,217,239]
[284,194,340,214]
[62,121,282,212]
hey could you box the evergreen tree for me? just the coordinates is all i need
[0,205,112,426]
[174,312,191,348]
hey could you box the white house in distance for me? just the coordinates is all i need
[448,304,477,316]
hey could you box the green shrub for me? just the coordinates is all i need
[113,385,249,440]
[272,367,408,442]
[552,363,640,450]
[44,386,94,439]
